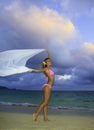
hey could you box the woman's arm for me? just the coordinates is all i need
[28,68,45,73]
[44,50,52,61]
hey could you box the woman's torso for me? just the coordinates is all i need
[44,68,54,86]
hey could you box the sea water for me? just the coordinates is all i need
[0,87,94,111]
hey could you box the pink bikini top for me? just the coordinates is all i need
[49,69,54,75]
[45,69,54,79]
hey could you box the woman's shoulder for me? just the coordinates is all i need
[44,67,49,72]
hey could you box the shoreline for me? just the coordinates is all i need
[0,104,94,130]
[0,101,94,113]
[0,104,94,116]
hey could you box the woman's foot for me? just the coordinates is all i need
[33,113,37,121]
[44,118,50,121]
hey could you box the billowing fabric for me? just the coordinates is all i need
[0,49,44,76]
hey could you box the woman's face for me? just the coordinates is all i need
[46,59,52,66]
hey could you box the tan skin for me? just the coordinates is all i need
[28,50,54,121]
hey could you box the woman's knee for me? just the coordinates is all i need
[43,101,48,106]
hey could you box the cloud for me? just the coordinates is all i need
[1,1,77,41]
[0,1,94,90]
[91,7,94,16]
[58,74,72,80]
[0,1,79,67]
[69,42,94,87]
[61,0,94,18]
[82,42,94,56]
[0,72,46,90]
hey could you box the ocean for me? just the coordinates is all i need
[0,87,94,111]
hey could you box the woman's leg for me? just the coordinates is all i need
[43,105,48,121]
[33,85,51,121]
[43,88,51,121]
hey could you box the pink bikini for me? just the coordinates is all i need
[49,69,54,75]
[42,69,54,89]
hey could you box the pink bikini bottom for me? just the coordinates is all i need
[42,84,52,89]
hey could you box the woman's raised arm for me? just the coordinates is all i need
[44,50,52,61]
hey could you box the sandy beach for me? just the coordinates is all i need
[0,105,94,130]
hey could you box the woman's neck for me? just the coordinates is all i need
[47,65,51,69]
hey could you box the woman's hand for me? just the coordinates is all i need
[28,68,33,72]
[44,50,49,53]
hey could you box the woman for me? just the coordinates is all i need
[28,50,54,121]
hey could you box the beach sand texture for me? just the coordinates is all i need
[0,109,94,130]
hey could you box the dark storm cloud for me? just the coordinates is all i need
[0,72,46,90]
[72,64,94,84]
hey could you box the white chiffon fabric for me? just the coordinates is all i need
[0,49,45,76]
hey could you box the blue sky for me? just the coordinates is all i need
[0,0,94,90]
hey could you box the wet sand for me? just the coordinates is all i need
[0,104,94,130]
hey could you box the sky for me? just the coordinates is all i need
[0,0,94,91]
